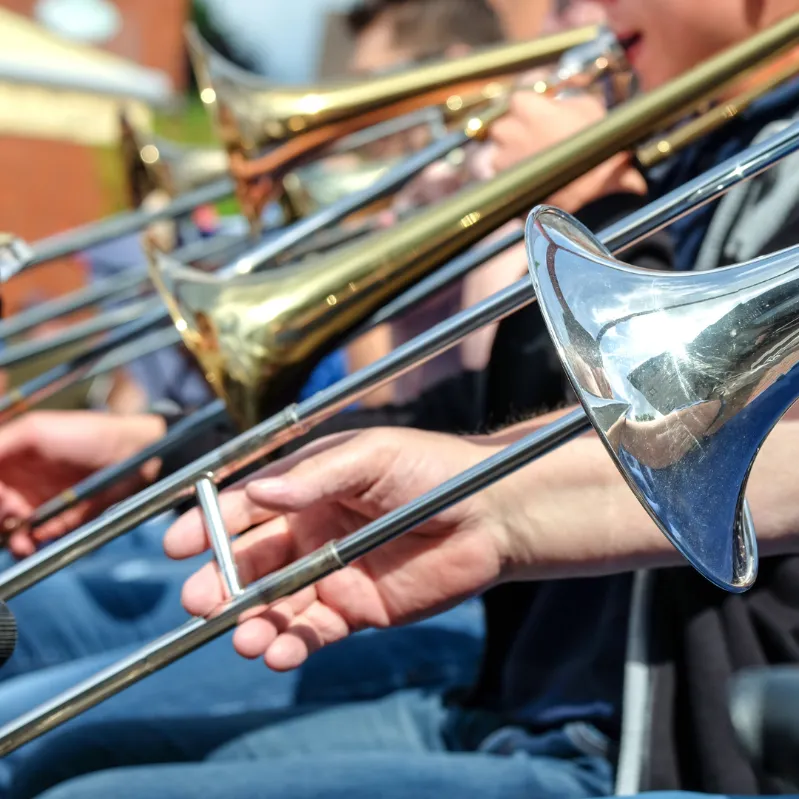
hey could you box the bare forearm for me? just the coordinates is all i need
[494,417,799,582]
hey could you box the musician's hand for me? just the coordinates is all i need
[390,159,469,218]
[0,411,166,557]
[165,428,512,671]
[488,91,646,211]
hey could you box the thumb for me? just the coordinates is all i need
[245,429,394,512]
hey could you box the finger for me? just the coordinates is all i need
[163,486,279,560]
[264,599,351,671]
[7,530,34,559]
[231,592,312,659]
[180,517,294,616]
[245,431,388,512]
[32,498,103,543]
[0,486,35,550]
[225,429,363,494]
[166,430,364,561]
[489,120,532,173]
[232,592,349,669]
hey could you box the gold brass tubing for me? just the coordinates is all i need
[150,14,799,431]
[637,57,799,169]
[187,25,599,222]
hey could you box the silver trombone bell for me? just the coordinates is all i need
[526,206,799,592]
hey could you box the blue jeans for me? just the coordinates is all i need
[17,689,614,799]
[0,515,199,678]
[0,524,484,796]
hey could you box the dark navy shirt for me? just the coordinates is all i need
[497,78,799,739]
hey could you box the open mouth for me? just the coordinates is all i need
[618,32,644,64]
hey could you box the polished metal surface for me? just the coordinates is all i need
[195,477,242,598]
[147,111,502,429]
[638,57,799,168]
[0,126,476,419]
[526,206,799,591]
[3,99,799,750]
[8,69,799,599]
[10,179,235,276]
[0,18,797,756]
[0,377,585,759]
[120,113,230,205]
[120,110,398,219]
[6,107,799,600]
[186,23,598,223]
[0,298,156,369]
[152,17,799,430]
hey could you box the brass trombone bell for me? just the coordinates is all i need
[119,112,229,206]
[151,14,799,431]
[185,23,600,223]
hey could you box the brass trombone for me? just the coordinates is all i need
[0,13,795,597]
[120,109,401,220]
[3,113,799,755]
[0,28,624,418]
[0,107,505,420]
[0,25,595,286]
[0,15,798,755]
[151,16,799,430]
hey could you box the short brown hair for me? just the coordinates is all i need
[347,0,504,60]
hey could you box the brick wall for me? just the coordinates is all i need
[1,0,190,313]
[0,136,104,314]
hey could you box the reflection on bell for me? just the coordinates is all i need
[526,206,799,592]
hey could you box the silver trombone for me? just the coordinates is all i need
[0,123,797,753]
[0,13,798,754]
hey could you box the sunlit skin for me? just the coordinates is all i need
[596,0,799,91]
[486,0,550,41]
[161,0,799,673]
[166,413,799,671]
[0,413,165,557]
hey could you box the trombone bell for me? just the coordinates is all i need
[120,112,230,205]
[148,234,422,429]
[526,206,799,592]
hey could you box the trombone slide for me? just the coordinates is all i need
[2,113,799,753]
[5,109,799,598]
